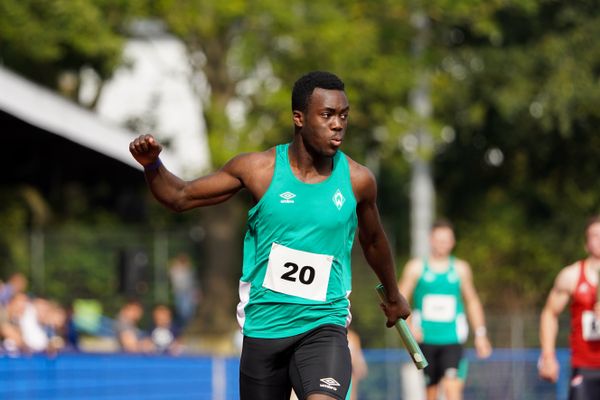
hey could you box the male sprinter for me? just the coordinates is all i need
[129,71,410,400]
[539,216,600,399]
[398,219,492,400]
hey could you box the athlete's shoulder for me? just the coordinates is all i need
[230,147,276,165]
[345,154,376,200]
[345,154,373,179]
[553,261,581,293]
[404,258,425,277]
[225,148,276,177]
[454,258,472,275]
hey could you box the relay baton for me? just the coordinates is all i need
[376,284,428,369]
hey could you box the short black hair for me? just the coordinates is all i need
[292,71,345,113]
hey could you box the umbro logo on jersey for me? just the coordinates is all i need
[332,189,345,210]
[319,377,340,391]
[280,191,296,204]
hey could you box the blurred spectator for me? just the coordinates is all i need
[20,297,50,352]
[39,300,68,354]
[168,253,200,326]
[18,297,67,354]
[114,299,154,353]
[0,272,28,306]
[1,292,68,356]
[0,292,28,354]
[63,304,80,351]
[0,272,69,356]
[150,304,183,355]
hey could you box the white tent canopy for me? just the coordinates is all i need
[0,66,185,176]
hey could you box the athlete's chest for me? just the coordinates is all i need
[417,268,461,299]
[573,279,597,306]
[572,265,598,306]
[261,183,356,230]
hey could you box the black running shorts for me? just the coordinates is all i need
[420,343,463,386]
[239,324,352,400]
[569,367,600,400]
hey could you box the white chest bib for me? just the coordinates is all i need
[581,311,600,341]
[422,294,457,322]
[262,243,333,301]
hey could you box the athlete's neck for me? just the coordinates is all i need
[428,255,451,271]
[586,256,600,272]
[288,141,333,183]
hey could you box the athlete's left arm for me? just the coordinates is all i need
[458,261,492,358]
[350,160,410,325]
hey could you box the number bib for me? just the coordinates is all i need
[262,243,333,301]
[422,294,457,322]
[581,311,600,341]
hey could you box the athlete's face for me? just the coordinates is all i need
[295,88,349,157]
[585,222,600,258]
[430,227,456,258]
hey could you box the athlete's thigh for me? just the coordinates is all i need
[438,344,463,378]
[239,334,294,400]
[421,344,442,387]
[438,348,464,400]
[441,375,463,400]
[289,325,352,400]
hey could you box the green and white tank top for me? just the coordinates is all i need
[413,257,468,344]
[237,143,358,338]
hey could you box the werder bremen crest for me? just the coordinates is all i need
[332,189,345,210]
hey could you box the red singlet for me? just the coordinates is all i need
[570,260,600,368]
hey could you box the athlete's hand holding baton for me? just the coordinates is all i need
[376,283,428,370]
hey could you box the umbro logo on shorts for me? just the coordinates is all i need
[280,191,296,204]
[319,377,340,391]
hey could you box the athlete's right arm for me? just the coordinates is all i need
[129,134,248,211]
[538,265,574,383]
[397,259,421,301]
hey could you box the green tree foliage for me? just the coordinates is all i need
[0,0,146,102]
[429,0,600,309]
[0,190,30,277]
[151,0,418,166]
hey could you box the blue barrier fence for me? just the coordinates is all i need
[0,348,570,399]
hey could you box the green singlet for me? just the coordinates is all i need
[413,257,468,345]
[237,143,358,339]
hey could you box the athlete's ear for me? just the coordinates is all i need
[293,110,304,128]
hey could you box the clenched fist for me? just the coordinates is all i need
[129,134,163,167]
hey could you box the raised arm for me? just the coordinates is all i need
[351,161,410,326]
[538,265,574,383]
[129,134,247,212]
[458,260,492,358]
